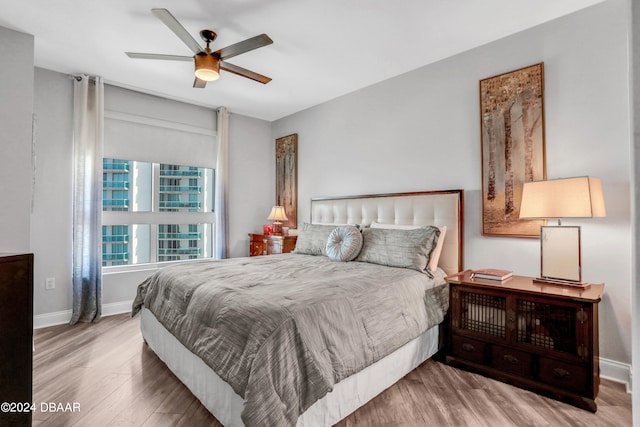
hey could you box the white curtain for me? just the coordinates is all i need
[70,75,104,324]
[215,107,229,259]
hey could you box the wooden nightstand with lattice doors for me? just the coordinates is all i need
[445,270,603,412]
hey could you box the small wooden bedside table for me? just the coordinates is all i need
[445,270,603,412]
[249,234,297,256]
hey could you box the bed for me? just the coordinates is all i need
[133,189,464,426]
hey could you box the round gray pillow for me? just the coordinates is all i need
[325,225,363,262]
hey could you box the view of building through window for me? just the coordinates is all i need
[102,158,214,267]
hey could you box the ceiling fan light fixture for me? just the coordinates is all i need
[194,53,220,81]
[127,10,272,85]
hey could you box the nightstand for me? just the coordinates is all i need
[249,234,297,256]
[445,270,603,412]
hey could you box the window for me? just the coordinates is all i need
[102,225,129,266]
[102,85,218,269]
[102,158,215,267]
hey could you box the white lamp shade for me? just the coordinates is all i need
[267,206,288,222]
[519,177,606,219]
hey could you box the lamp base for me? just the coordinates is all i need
[272,222,283,235]
[533,277,591,289]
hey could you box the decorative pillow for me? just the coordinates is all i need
[292,223,337,256]
[356,226,440,276]
[370,222,447,272]
[325,226,363,262]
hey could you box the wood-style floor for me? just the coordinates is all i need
[32,313,631,427]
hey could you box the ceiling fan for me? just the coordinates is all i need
[126,8,273,88]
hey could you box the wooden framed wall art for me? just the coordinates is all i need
[276,134,297,229]
[480,63,546,237]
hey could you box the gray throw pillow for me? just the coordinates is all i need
[356,226,440,276]
[325,225,363,262]
[292,223,337,256]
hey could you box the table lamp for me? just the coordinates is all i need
[519,177,606,287]
[267,206,288,235]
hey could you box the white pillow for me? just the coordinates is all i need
[325,225,363,262]
[369,222,447,272]
[430,226,447,272]
[370,222,418,230]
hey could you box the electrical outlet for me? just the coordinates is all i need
[45,277,55,290]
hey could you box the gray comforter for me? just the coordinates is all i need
[132,253,448,426]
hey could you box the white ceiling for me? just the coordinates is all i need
[0,0,604,122]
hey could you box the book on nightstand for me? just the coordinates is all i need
[470,268,513,281]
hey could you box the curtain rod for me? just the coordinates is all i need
[69,74,100,82]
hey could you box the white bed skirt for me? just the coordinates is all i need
[140,307,440,427]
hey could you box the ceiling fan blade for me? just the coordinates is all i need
[215,34,273,60]
[220,61,272,84]
[151,8,203,54]
[126,52,193,61]
[193,77,207,88]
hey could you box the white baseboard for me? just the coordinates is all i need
[33,300,133,329]
[102,300,134,317]
[600,357,632,393]
[33,309,72,329]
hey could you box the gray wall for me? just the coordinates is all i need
[0,27,34,252]
[228,113,274,258]
[31,69,74,316]
[272,0,632,367]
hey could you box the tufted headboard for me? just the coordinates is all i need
[310,190,464,276]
